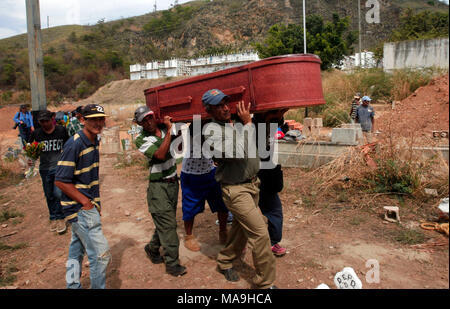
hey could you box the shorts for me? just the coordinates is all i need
[181,168,228,221]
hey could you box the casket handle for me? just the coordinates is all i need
[160,96,193,108]
[223,86,246,96]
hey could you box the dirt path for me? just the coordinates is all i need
[1,149,448,289]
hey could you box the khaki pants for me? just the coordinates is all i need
[217,180,276,289]
[363,131,374,144]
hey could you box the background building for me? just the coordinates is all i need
[130,51,259,80]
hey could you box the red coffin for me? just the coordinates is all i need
[144,54,325,122]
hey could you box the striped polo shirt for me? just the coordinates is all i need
[55,131,101,223]
[135,128,177,181]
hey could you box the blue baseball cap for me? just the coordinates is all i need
[202,89,229,106]
[362,96,372,102]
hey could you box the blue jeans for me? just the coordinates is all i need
[39,169,64,221]
[66,208,111,289]
[258,191,283,246]
[18,125,31,146]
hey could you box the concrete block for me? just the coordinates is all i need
[303,118,313,128]
[302,126,311,137]
[310,126,321,137]
[293,124,303,131]
[313,118,323,128]
[342,123,363,141]
[331,128,357,145]
[384,206,400,223]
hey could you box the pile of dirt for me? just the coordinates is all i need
[377,74,449,145]
[78,77,186,107]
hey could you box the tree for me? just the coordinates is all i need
[68,31,77,44]
[390,9,449,41]
[105,51,123,69]
[255,14,357,70]
[0,62,16,86]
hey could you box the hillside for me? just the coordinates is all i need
[0,0,448,105]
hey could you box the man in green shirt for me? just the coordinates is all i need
[67,106,84,137]
[202,89,277,289]
[134,106,187,277]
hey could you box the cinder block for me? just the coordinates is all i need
[331,128,357,145]
[313,118,323,128]
[384,206,400,223]
[311,126,321,137]
[302,126,311,137]
[342,123,363,142]
[293,124,303,131]
[303,117,313,128]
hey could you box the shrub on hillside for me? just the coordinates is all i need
[76,80,94,99]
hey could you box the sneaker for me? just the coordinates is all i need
[215,218,233,226]
[184,234,201,252]
[271,244,287,257]
[144,244,164,264]
[217,267,240,282]
[219,230,228,245]
[56,220,67,235]
[49,220,57,232]
[166,264,187,277]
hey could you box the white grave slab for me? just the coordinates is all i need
[315,283,330,289]
[334,267,363,289]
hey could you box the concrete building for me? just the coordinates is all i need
[339,51,378,71]
[383,37,449,72]
[130,51,259,80]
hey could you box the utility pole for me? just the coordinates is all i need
[154,0,157,13]
[47,16,49,28]
[303,0,307,54]
[303,0,309,118]
[26,0,47,114]
[358,0,362,68]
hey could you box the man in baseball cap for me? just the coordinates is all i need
[29,109,69,235]
[202,89,278,289]
[356,96,375,143]
[133,106,187,277]
[55,102,111,289]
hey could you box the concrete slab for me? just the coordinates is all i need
[331,128,358,145]
[276,140,353,168]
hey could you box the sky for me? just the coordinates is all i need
[0,0,448,40]
[0,0,194,40]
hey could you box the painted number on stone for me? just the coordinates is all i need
[334,267,363,289]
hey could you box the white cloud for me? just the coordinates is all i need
[0,27,22,40]
[0,0,193,39]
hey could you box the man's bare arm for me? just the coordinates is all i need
[55,181,94,210]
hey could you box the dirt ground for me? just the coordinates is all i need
[0,78,448,290]
[0,150,448,290]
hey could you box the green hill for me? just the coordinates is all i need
[0,0,448,106]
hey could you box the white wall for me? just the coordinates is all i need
[129,52,260,80]
[384,38,449,71]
